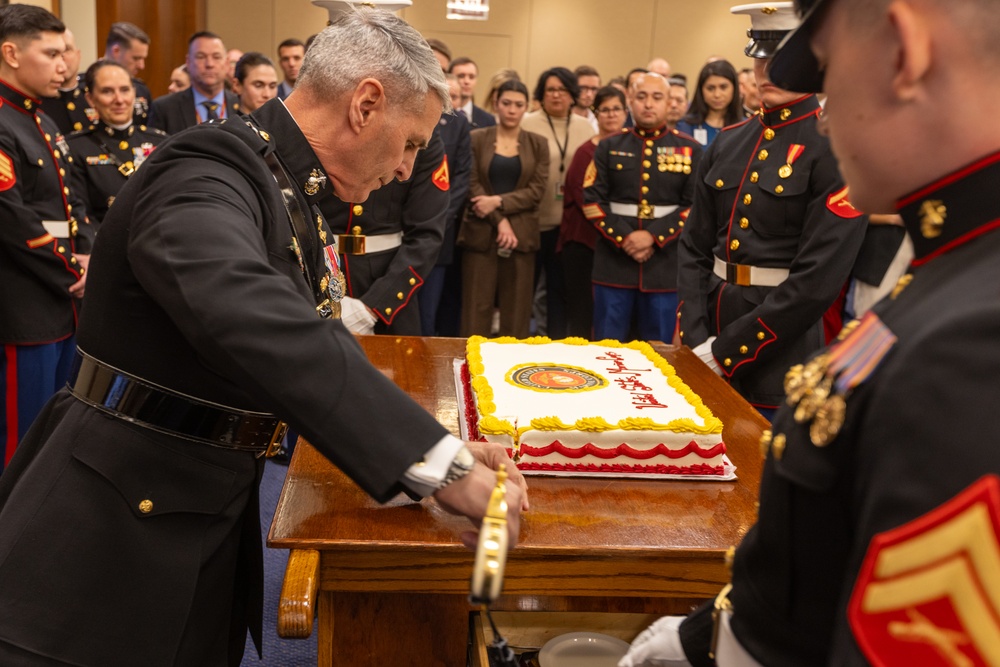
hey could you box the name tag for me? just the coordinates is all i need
[41,220,70,238]
[693,128,709,146]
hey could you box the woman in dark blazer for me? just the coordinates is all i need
[458,79,549,337]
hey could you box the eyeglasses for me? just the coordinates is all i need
[545,87,569,96]
[597,106,625,115]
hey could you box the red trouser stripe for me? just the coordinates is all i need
[4,345,18,466]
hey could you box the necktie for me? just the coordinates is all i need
[202,100,220,122]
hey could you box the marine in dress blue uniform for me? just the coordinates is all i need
[622,2,1000,665]
[0,8,92,476]
[321,129,450,335]
[584,73,702,342]
[676,4,865,415]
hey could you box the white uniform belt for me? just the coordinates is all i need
[714,256,789,287]
[716,610,765,667]
[609,202,679,218]
[333,231,403,255]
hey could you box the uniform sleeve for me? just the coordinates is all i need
[359,132,449,326]
[678,140,724,347]
[126,138,448,501]
[584,136,637,248]
[0,133,82,297]
[712,152,866,380]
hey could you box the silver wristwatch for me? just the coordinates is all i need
[439,445,475,489]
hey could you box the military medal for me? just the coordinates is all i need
[118,161,135,177]
[779,144,805,179]
[811,394,847,447]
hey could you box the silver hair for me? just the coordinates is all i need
[297,8,450,113]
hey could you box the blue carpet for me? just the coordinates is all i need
[241,460,318,666]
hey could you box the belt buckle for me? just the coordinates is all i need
[336,226,366,255]
[727,263,752,287]
[638,203,655,220]
[259,421,289,459]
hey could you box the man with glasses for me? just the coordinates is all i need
[584,72,701,343]
[149,31,240,135]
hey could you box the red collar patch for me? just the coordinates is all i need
[849,475,1000,666]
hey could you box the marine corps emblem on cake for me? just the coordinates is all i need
[506,364,608,393]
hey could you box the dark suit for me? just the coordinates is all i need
[0,98,447,665]
[469,103,495,129]
[679,151,1000,667]
[148,87,241,135]
[419,111,472,336]
[458,126,549,337]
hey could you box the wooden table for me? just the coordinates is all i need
[269,335,767,666]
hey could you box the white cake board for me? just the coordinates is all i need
[453,359,737,482]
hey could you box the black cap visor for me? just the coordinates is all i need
[768,0,830,93]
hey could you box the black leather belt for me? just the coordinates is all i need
[68,350,287,456]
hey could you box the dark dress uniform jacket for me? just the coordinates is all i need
[584,125,703,291]
[680,152,1000,667]
[677,95,866,407]
[0,79,92,345]
[0,98,448,666]
[67,121,167,225]
[320,129,450,334]
[148,87,241,135]
[39,74,93,135]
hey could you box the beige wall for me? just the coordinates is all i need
[62,0,99,66]
[205,0,749,97]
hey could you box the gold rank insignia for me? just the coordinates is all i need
[583,160,597,188]
[848,475,1000,667]
[784,311,897,446]
[919,200,947,239]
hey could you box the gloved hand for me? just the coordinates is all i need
[619,615,693,667]
[691,337,722,375]
[340,296,377,334]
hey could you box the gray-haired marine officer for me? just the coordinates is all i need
[0,8,525,665]
[622,0,1000,664]
[676,2,865,420]
[67,59,167,227]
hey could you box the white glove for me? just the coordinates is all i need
[619,615,693,667]
[692,337,722,375]
[340,296,377,334]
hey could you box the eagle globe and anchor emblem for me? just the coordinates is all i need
[506,363,608,392]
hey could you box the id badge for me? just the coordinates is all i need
[694,128,709,146]
[555,181,564,201]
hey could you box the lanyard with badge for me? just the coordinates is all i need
[545,112,570,201]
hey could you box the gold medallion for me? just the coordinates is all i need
[778,164,793,178]
[783,364,805,397]
[659,164,668,172]
[810,394,847,446]
[795,374,832,424]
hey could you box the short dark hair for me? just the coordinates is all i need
[496,78,529,101]
[593,85,625,112]
[426,38,451,62]
[106,21,148,50]
[188,31,223,47]
[626,67,648,89]
[0,4,64,44]
[574,65,599,80]
[234,51,274,82]
[533,66,579,105]
[83,59,131,93]
[447,56,477,73]
[278,38,304,52]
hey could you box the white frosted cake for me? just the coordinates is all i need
[461,336,727,477]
